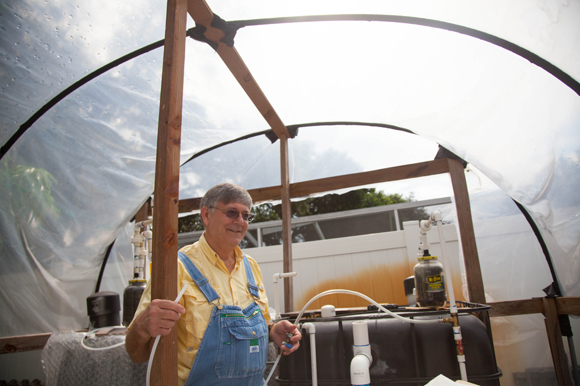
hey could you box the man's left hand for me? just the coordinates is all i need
[270,320,302,355]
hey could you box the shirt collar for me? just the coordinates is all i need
[199,232,244,267]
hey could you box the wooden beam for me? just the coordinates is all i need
[0,333,51,354]
[178,159,451,213]
[447,158,486,304]
[543,297,574,386]
[487,298,544,317]
[279,135,294,312]
[555,296,580,315]
[186,0,291,139]
[150,0,188,384]
[135,199,152,223]
[1,297,578,354]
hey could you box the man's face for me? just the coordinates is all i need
[203,201,250,249]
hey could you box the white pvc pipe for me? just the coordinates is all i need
[352,321,370,354]
[136,219,153,228]
[434,214,458,315]
[351,322,372,386]
[273,272,297,319]
[143,227,152,280]
[302,323,317,386]
[433,211,467,382]
[458,356,467,381]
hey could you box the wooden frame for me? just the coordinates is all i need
[149,0,188,383]
[2,2,577,386]
[180,157,485,306]
[4,297,579,350]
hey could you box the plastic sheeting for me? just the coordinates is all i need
[41,331,146,386]
[0,1,579,382]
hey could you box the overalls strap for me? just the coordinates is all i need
[243,255,260,299]
[178,251,220,303]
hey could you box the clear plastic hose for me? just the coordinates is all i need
[293,289,441,326]
[263,288,441,384]
[80,327,126,351]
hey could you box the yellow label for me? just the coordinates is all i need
[427,275,442,283]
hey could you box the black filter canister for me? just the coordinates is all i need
[123,280,147,327]
[86,291,121,329]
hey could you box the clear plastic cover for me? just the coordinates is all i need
[0,0,579,384]
[41,331,146,386]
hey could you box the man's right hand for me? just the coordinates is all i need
[138,299,186,337]
[126,299,185,363]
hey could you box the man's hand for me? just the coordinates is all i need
[126,299,185,363]
[138,299,185,337]
[269,320,302,355]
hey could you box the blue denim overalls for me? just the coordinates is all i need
[178,252,268,386]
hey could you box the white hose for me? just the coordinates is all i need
[293,289,441,326]
[146,283,189,386]
[264,352,282,385]
[80,327,126,351]
[263,288,441,385]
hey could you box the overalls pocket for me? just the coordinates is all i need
[215,305,268,379]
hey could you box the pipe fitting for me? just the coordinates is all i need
[302,323,318,386]
[350,354,371,385]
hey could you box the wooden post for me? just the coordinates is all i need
[543,297,574,386]
[280,135,294,313]
[447,158,486,304]
[150,0,188,384]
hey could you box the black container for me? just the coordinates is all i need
[403,276,416,306]
[86,291,121,329]
[123,280,147,327]
[279,314,500,385]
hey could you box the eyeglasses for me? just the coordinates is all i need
[209,206,255,223]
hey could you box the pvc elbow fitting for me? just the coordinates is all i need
[350,354,371,385]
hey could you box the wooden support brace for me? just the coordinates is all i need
[186,0,291,139]
[280,135,293,312]
[543,297,573,386]
[0,333,52,354]
[447,158,485,304]
[179,159,451,213]
[150,0,188,384]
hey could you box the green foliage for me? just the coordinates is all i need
[0,156,60,225]
[178,213,204,233]
[291,189,407,217]
[177,188,426,233]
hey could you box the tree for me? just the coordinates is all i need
[178,188,429,243]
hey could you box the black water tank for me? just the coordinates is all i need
[86,291,121,329]
[123,280,147,327]
[279,314,500,385]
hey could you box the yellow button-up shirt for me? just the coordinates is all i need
[130,234,271,386]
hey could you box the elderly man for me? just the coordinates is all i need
[126,182,301,385]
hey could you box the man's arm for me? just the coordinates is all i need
[125,299,185,363]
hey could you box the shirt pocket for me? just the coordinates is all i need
[253,285,269,315]
[181,283,218,350]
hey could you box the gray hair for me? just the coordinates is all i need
[200,183,253,210]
